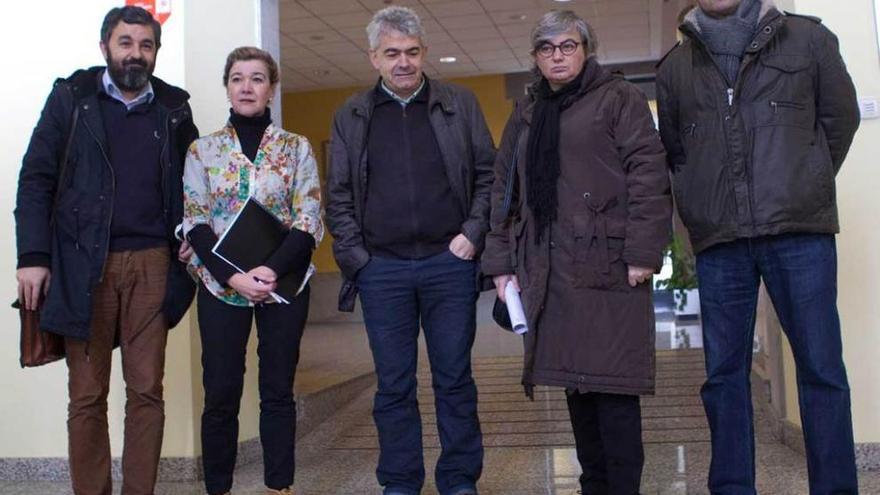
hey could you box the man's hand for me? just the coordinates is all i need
[627,265,654,287]
[17,267,51,311]
[177,241,194,263]
[449,234,476,260]
[492,274,520,303]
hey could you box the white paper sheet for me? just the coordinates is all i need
[504,281,528,335]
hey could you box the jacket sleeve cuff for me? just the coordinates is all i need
[461,221,486,253]
[17,252,51,269]
[622,247,664,272]
[479,251,514,277]
[338,245,371,281]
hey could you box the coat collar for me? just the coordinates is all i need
[521,56,615,125]
[351,76,458,118]
[680,2,785,55]
[64,66,190,111]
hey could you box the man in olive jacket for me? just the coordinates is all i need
[14,7,197,494]
[656,0,860,493]
[325,7,493,495]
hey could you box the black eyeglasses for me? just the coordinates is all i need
[535,39,581,58]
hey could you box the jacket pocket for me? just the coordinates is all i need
[571,213,629,291]
[673,136,736,237]
[750,124,833,224]
[760,55,811,74]
[53,190,89,249]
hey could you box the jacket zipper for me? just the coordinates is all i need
[81,114,115,283]
[161,102,188,238]
[690,29,758,229]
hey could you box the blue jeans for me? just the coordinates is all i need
[696,234,857,495]
[357,250,483,495]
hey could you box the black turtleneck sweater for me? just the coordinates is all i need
[187,109,314,286]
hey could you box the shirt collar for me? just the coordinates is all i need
[380,77,426,107]
[102,69,155,110]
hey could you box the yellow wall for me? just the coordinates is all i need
[783,0,880,443]
[282,74,514,273]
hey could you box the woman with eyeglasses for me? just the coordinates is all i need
[481,11,671,494]
[182,46,323,495]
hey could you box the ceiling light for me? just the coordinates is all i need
[313,69,331,77]
[509,14,527,21]
[439,57,457,63]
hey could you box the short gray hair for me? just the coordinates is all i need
[530,10,598,56]
[366,6,427,50]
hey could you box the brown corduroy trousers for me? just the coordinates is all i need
[64,247,171,495]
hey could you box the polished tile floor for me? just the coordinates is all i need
[4,297,879,494]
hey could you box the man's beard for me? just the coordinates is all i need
[106,53,153,93]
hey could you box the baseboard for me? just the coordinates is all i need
[0,371,376,482]
[751,371,878,471]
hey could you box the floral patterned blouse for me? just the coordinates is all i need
[183,122,324,306]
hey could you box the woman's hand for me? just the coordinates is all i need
[228,271,276,303]
[249,266,277,285]
[627,265,654,287]
[493,274,520,303]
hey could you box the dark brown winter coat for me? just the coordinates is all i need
[481,57,672,396]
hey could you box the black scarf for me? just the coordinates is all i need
[526,66,585,243]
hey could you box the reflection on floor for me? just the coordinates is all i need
[4,293,879,494]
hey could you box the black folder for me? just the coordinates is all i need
[211,197,304,303]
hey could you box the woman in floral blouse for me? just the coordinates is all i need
[182,46,323,495]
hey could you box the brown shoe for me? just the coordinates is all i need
[266,488,293,495]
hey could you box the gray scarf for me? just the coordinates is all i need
[696,0,762,84]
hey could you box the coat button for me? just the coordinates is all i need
[750,42,759,49]
[764,26,773,34]
[550,241,556,248]
[578,376,585,383]
[583,192,591,199]
[82,104,89,110]
[171,118,178,124]
[99,195,105,201]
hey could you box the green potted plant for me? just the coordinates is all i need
[655,234,699,313]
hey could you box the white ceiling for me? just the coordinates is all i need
[279,0,666,93]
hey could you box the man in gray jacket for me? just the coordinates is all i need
[656,0,860,493]
[325,6,494,495]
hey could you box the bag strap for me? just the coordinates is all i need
[501,134,520,223]
[50,99,80,226]
[499,109,525,221]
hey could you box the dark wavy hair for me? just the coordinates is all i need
[101,6,162,48]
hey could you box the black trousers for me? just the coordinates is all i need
[566,391,644,495]
[197,284,310,495]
